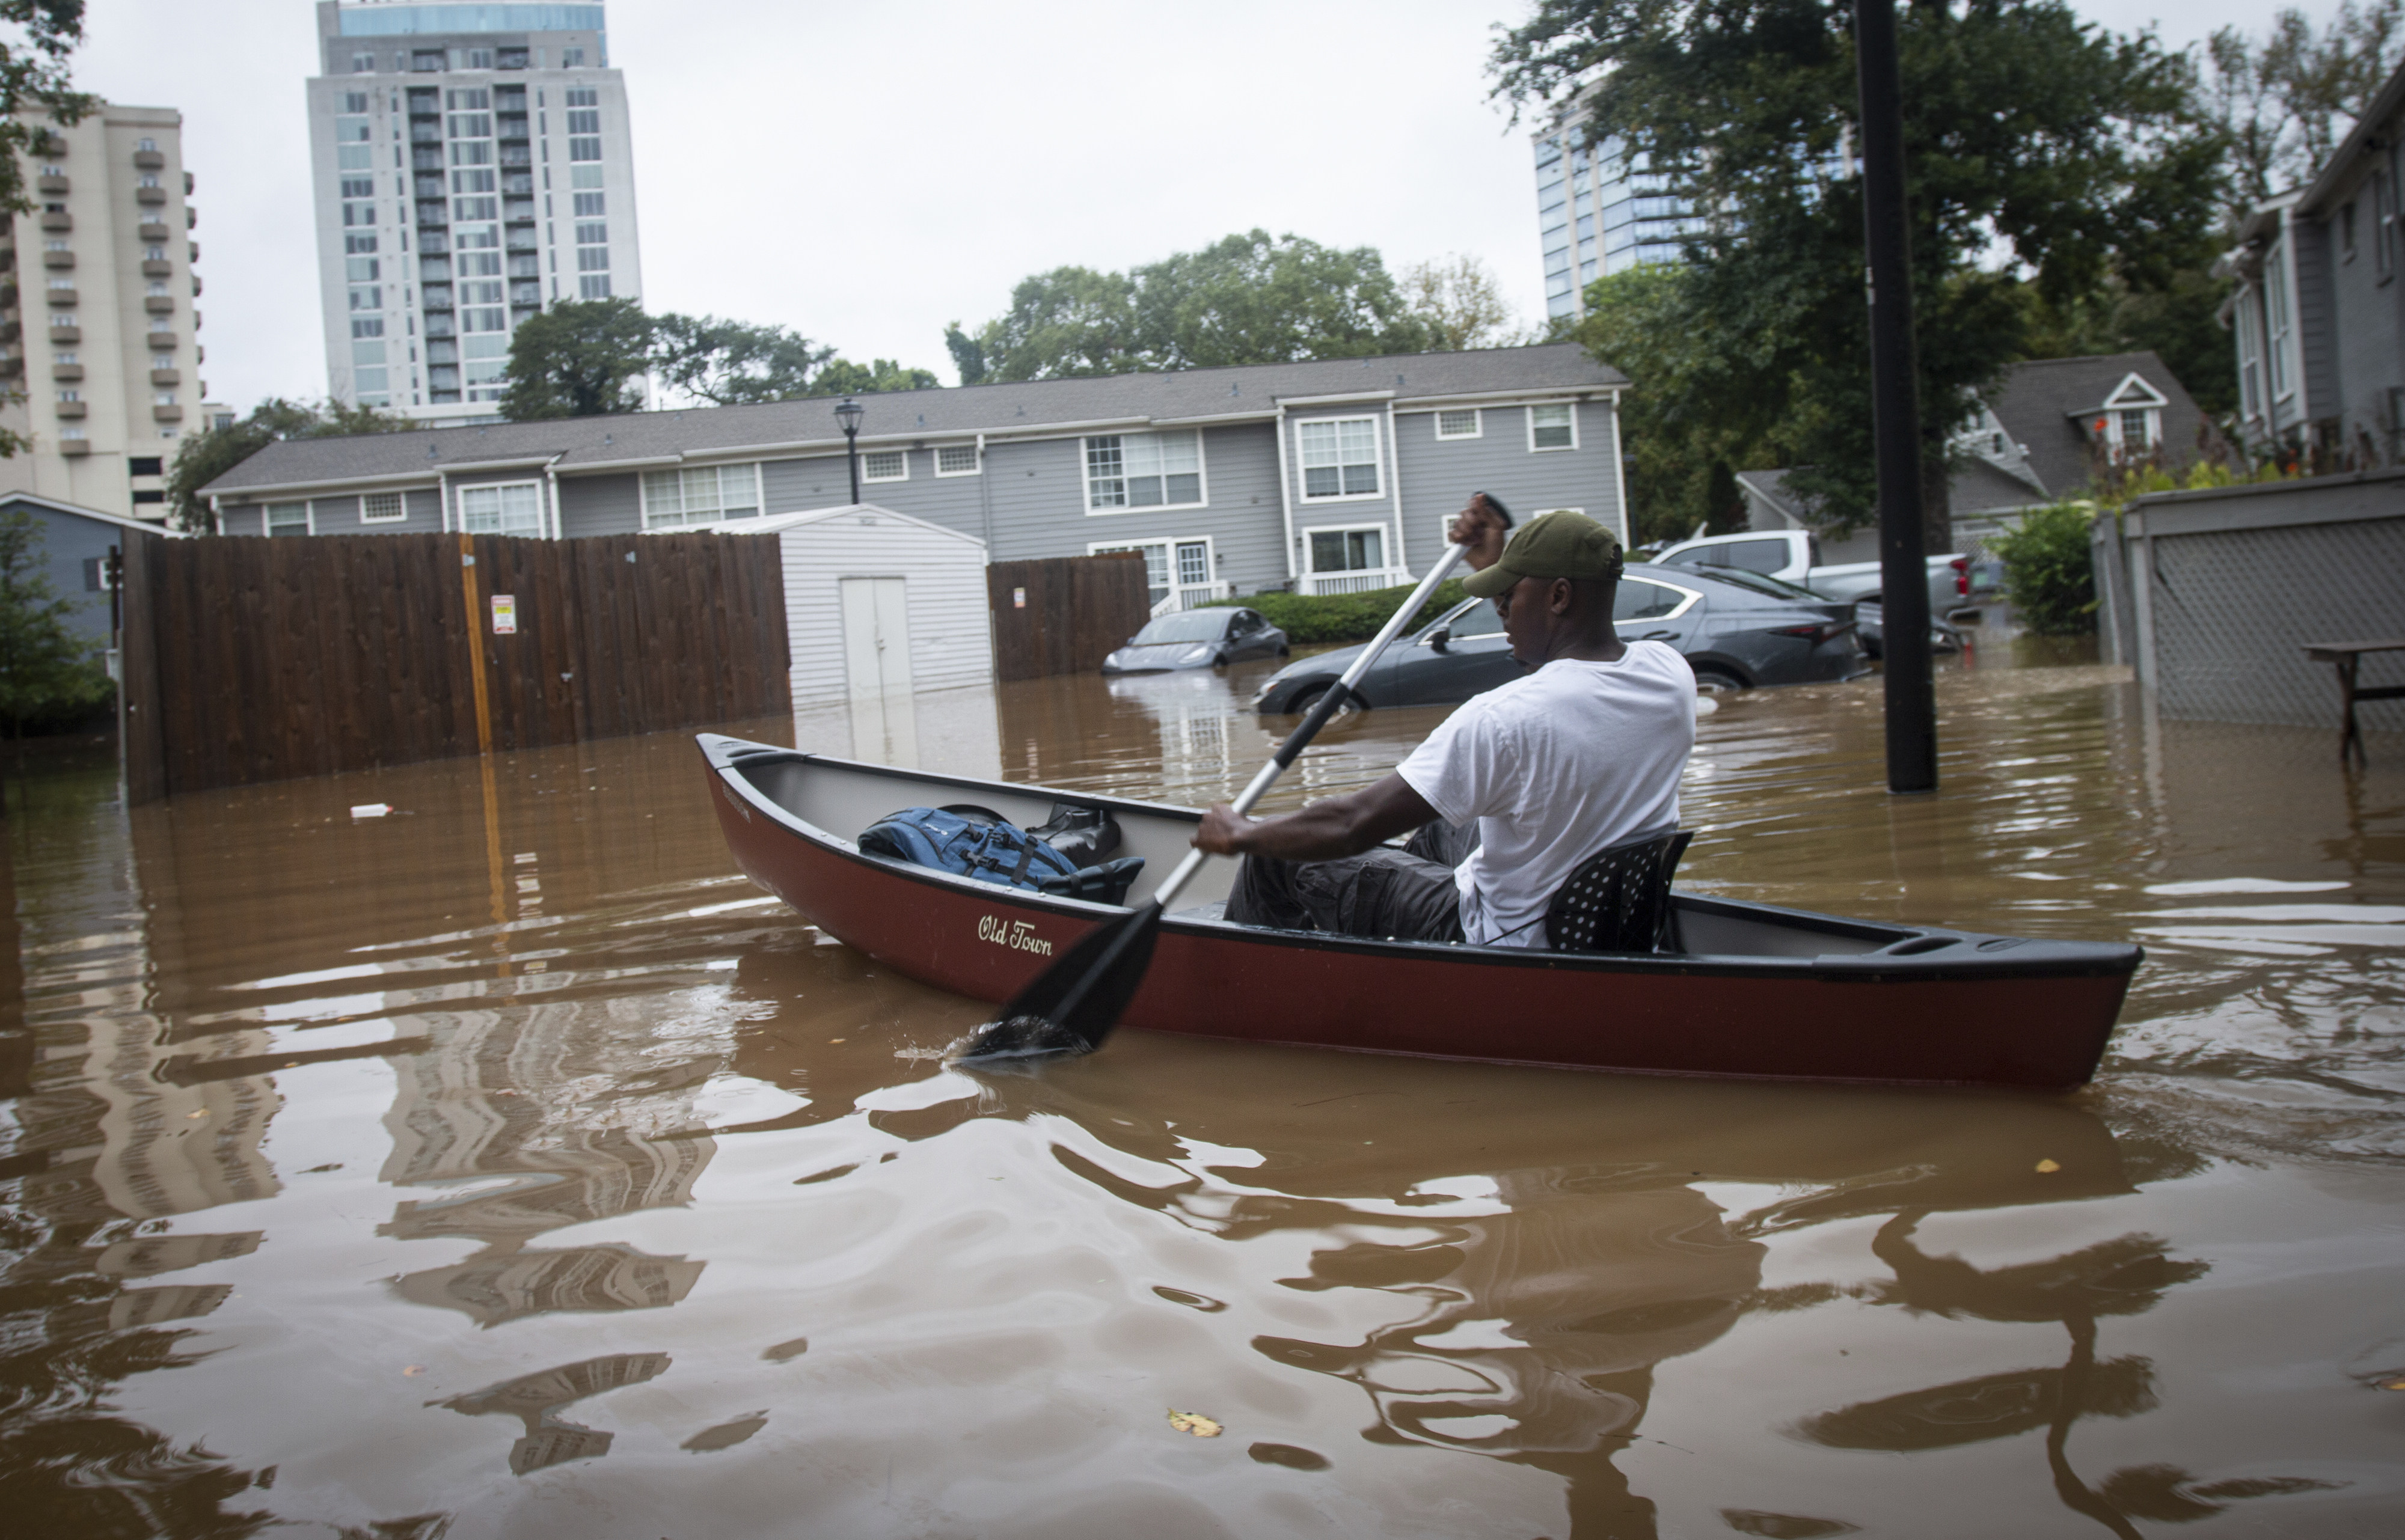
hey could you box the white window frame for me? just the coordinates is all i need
[1527,402,1579,452]
[457,479,544,536]
[265,501,313,537]
[1294,415,1383,503]
[639,462,763,529]
[1301,521,1400,596]
[1082,429,1209,515]
[1435,408,1482,440]
[360,490,406,524]
[933,442,981,477]
[1088,535,1222,611]
[2265,237,2296,403]
[2234,288,2264,424]
[860,448,910,484]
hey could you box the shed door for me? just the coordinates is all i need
[839,577,913,697]
[840,576,918,765]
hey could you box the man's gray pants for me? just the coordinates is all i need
[1224,821,1477,943]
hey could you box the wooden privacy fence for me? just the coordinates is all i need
[986,554,1151,682]
[120,531,790,801]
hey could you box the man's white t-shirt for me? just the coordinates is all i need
[1396,641,1695,948]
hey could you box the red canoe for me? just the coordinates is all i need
[699,734,2141,1089]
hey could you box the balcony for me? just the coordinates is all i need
[411,124,441,142]
[60,436,89,456]
[188,241,198,262]
[423,313,455,337]
[153,403,183,422]
[0,357,19,379]
[412,148,443,172]
[145,295,173,313]
[497,145,531,168]
[32,133,64,157]
[133,148,164,170]
[46,286,76,305]
[142,258,170,277]
[52,362,82,380]
[39,210,69,231]
[504,201,534,224]
[191,273,201,296]
[415,202,447,226]
[505,231,536,252]
[421,285,454,309]
[138,219,169,241]
[35,173,67,194]
[0,319,17,343]
[55,399,85,418]
[43,325,72,345]
[496,115,528,141]
[414,176,444,198]
[0,283,14,309]
[1148,581,1235,616]
[510,283,541,307]
[418,231,449,254]
[186,206,197,229]
[41,248,72,268]
[150,367,177,385]
[136,185,166,204]
[502,173,534,197]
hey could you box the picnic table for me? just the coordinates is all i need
[2303,638,2405,765]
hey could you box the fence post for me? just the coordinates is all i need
[456,532,495,757]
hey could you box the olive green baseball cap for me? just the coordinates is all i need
[1462,510,1623,597]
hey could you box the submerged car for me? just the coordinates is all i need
[1100,607,1289,674]
[1251,566,1869,712]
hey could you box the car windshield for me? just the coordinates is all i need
[1697,567,1826,602]
[1130,611,1230,644]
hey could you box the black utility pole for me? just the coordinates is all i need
[835,396,865,504]
[1855,0,1937,794]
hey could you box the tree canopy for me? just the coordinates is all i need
[504,302,940,417]
[952,230,1441,383]
[2204,0,2405,221]
[165,397,413,533]
[500,297,655,420]
[1495,0,2228,542]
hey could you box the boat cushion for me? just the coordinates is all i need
[857,806,1144,903]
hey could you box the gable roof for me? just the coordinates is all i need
[200,343,1628,499]
[711,501,986,549]
[1985,351,2205,495]
[0,490,186,536]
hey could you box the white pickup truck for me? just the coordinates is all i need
[1649,529,1985,657]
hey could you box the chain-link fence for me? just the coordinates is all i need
[2097,471,2405,731]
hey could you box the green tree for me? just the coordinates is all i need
[810,357,942,396]
[164,396,412,533]
[1493,1,2228,545]
[963,230,1435,382]
[2204,1,2405,221]
[944,321,987,386]
[2014,269,2239,418]
[500,296,655,420]
[1575,265,1781,543]
[1399,254,1534,352]
[1987,501,2097,635]
[0,506,109,744]
[652,314,834,406]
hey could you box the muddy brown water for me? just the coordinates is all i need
[2,644,2401,1538]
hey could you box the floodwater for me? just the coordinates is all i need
[2,637,2401,1539]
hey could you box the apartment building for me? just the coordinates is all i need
[0,105,206,522]
[196,344,1631,608]
[1533,102,1705,324]
[306,1,643,427]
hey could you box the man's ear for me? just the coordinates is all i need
[1550,576,1575,615]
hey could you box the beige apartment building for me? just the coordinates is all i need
[0,103,209,522]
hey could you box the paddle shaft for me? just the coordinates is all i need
[1144,543,1472,914]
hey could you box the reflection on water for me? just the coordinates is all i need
[0,654,2400,1537]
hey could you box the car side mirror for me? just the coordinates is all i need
[1426,626,1451,653]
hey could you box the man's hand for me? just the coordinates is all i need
[1194,802,1251,856]
[1449,493,1510,572]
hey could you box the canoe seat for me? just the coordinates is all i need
[1544,830,1693,953]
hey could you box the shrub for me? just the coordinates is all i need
[1988,501,2098,637]
[1204,578,1468,644]
[0,509,111,741]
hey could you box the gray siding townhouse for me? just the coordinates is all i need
[2224,56,2405,457]
[198,344,1630,609]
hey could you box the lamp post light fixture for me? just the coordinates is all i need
[835,396,865,504]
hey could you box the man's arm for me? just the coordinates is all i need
[1193,773,1439,862]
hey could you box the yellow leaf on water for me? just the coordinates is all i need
[2378,1377,2405,1392]
[2034,1159,2061,1174]
[402,1365,426,1377]
[1167,1408,1222,1438]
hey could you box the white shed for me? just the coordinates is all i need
[714,502,993,710]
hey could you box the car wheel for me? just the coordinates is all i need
[1691,667,1747,694]
[1278,645,1291,658]
[1292,684,1361,716]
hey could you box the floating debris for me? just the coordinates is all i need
[1167,1408,1222,1438]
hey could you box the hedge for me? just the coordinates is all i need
[1204,578,1470,644]
[1988,501,2097,637]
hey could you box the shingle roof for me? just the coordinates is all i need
[1987,351,2205,497]
[1948,454,2051,515]
[200,343,1626,497]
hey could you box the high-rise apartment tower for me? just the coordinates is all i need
[0,104,207,522]
[306,1,643,427]
[1533,115,1703,323]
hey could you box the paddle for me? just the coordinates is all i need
[958,539,1475,1063]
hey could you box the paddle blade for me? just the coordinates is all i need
[955,900,1164,1063]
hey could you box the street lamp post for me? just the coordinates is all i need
[835,396,865,505]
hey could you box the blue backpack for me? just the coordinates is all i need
[857,805,1144,904]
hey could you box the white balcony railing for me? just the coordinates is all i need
[1149,580,1233,617]
[1300,567,1406,597]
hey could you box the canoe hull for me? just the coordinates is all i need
[702,737,2139,1089]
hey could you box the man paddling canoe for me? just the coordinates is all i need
[1192,500,1696,949]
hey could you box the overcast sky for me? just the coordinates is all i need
[78,0,2290,412]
